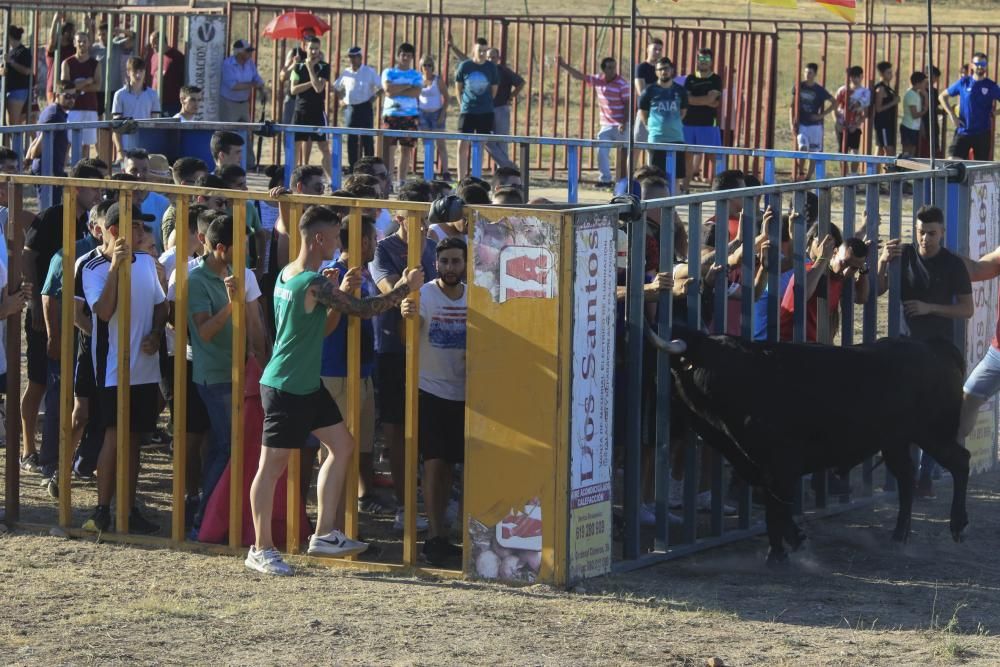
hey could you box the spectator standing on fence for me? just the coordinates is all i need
[381,42,423,188]
[779,223,870,343]
[247,205,422,575]
[454,41,498,181]
[790,62,834,181]
[112,57,161,155]
[872,61,899,161]
[320,216,380,516]
[400,236,467,567]
[45,13,74,104]
[877,204,972,499]
[220,40,265,169]
[633,38,663,147]
[146,31,185,117]
[834,65,870,173]
[290,38,332,183]
[26,84,75,179]
[638,58,687,191]
[557,55,629,188]
[900,72,928,157]
[940,52,1000,161]
[683,48,724,186]
[1,25,33,126]
[80,203,167,535]
[418,55,451,181]
[62,31,102,159]
[334,46,381,174]
[174,85,203,122]
[372,183,438,532]
[19,163,102,474]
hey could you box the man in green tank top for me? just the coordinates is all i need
[247,204,423,576]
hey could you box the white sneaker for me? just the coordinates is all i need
[696,491,738,516]
[641,502,683,526]
[393,508,429,532]
[245,546,293,576]
[307,530,368,557]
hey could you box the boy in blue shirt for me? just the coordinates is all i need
[940,51,1000,160]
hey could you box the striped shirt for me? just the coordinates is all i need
[585,74,630,127]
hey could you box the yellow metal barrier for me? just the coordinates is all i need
[2,174,613,587]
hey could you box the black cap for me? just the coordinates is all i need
[232,39,255,53]
[105,202,155,228]
[347,46,362,57]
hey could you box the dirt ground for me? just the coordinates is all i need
[2,468,1000,665]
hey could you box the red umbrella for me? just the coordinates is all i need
[262,11,332,40]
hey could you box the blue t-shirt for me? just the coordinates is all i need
[141,192,171,253]
[455,60,499,114]
[381,67,423,117]
[31,104,69,176]
[370,234,438,354]
[639,83,688,143]
[41,234,100,299]
[753,268,794,341]
[946,75,1000,135]
[792,82,833,126]
[320,260,376,378]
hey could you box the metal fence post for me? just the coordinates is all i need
[623,209,646,560]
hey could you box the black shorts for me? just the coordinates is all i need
[260,384,342,448]
[459,112,495,135]
[874,123,896,148]
[99,383,160,433]
[650,149,687,180]
[418,390,465,464]
[899,125,921,148]
[949,131,991,161]
[74,336,97,399]
[375,352,406,425]
[25,309,48,386]
[294,131,327,143]
[840,128,862,151]
[168,359,211,434]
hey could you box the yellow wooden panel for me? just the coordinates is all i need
[229,200,247,548]
[58,189,77,528]
[402,213,422,566]
[286,202,303,554]
[344,207,362,548]
[171,196,190,544]
[115,191,133,534]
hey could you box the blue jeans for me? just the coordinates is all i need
[597,125,625,183]
[194,382,233,526]
[39,358,61,477]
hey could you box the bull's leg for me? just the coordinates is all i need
[925,442,970,542]
[764,491,789,565]
[882,447,915,543]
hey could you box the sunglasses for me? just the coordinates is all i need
[973,60,988,67]
[422,63,435,68]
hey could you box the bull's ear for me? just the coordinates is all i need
[666,339,687,355]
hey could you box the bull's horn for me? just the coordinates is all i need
[643,323,688,355]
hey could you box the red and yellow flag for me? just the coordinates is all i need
[815,0,857,22]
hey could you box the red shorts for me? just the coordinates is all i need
[382,115,419,147]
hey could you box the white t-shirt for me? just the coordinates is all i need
[81,251,166,387]
[167,255,262,360]
[417,281,467,401]
[159,248,179,355]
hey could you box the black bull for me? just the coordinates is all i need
[660,329,970,563]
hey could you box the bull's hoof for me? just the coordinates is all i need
[765,549,789,567]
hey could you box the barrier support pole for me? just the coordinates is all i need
[116,191,134,535]
[58,188,78,528]
[283,131,296,187]
[423,140,435,182]
[332,136,343,190]
[286,202,303,554]
[71,130,82,166]
[623,207,647,558]
[567,146,578,204]
[344,207,362,552]
[171,196,190,544]
[471,141,482,179]
[519,143,530,201]
[4,182,23,523]
[402,212,422,566]
[682,202,702,544]
[654,205,674,551]
[229,200,247,548]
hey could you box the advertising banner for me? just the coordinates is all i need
[186,16,227,121]
[966,171,1000,473]
[568,214,616,581]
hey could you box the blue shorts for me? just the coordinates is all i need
[419,109,445,131]
[682,125,722,147]
[963,345,1000,399]
[5,89,28,103]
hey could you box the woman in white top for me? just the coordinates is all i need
[417,55,450,180]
